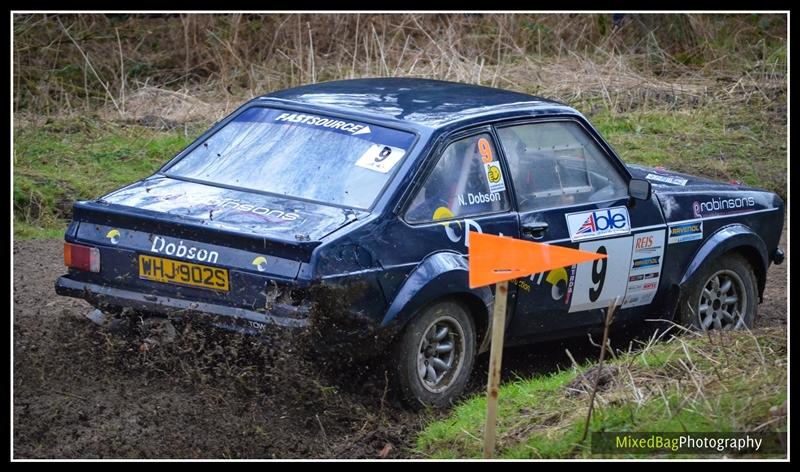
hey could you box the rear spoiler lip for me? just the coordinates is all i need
[72,200,322,263]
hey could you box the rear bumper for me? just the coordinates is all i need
[55,276,309,330]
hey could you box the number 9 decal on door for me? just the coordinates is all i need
[569,237,632,313]
[588,246,608,302]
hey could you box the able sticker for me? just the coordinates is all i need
[355,144,406,173]
[483,161,506,193]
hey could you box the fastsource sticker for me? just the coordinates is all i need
[566,207,630,242]
[274,112,371,135]
[668,221,703,244]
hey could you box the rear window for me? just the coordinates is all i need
[165,107,416,209]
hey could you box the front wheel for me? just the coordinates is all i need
[391,300,476,409]
[678,253,758,331]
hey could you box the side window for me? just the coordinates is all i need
[497,121,628,212]
[405,133,510,223]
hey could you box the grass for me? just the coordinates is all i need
[13,117,198,239]
[415,327,787,459]
[591,103,787,197]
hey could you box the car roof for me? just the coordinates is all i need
[259,78,577,129]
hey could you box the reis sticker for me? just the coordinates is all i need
[355,144,406,173]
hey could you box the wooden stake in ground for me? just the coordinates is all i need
[482,280,509,459]
[580,297,620,443]
[467,231,607,459]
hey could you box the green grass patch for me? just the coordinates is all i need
[591,103,787,199]
[13,117,200,239]
[415,327,787,459]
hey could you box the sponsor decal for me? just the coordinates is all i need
[211,199,300,221]
[457,192,503,206]
[632,256,660,269]
[546,267,569,301]
[251,256,268,272]
[633,234,660,253]
[432,206,483,247]
[564,265,577,307]
[274,112,370,135]
[622,230,665,309]
[668,221,704,244]
[693,197,756,218]
[511,278,532,292]
[106,229,121,245]
[565,207,631,242]
[150,236,219,264]
[645,172,688,186]
[529,266,570,302]
[635,235,655,249]
[355,144,405,173]
[624,295,640,305]
[248,320,267,331]
[483,161,506,193]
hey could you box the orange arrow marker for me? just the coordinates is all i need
[468,231,607,288]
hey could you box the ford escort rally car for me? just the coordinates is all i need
[56,78,785,407]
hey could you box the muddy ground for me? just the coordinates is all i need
[13,231,787,459]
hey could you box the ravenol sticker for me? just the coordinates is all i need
[565,207,630,242]
[645,172,688,186]
[484,161,506,193]
[632,256,660,269]
[668,221,703,244]
[355,144,406,173]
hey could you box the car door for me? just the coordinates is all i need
[496,118,666,341]
[402,126,520,274]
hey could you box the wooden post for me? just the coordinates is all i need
[483,280,509,459]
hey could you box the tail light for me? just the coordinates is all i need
[64,242,101,273]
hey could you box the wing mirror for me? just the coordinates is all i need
[629,178,652,201]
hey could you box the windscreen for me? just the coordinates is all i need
[165,107,416,209]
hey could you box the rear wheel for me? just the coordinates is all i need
[391,300,475,408]
[678,253,757,331]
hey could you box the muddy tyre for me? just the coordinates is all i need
[678,253,758,331]
[391,300,475,409]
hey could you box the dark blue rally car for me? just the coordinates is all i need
[56,78,785,407]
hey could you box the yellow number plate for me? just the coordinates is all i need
[138,254,229,292]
